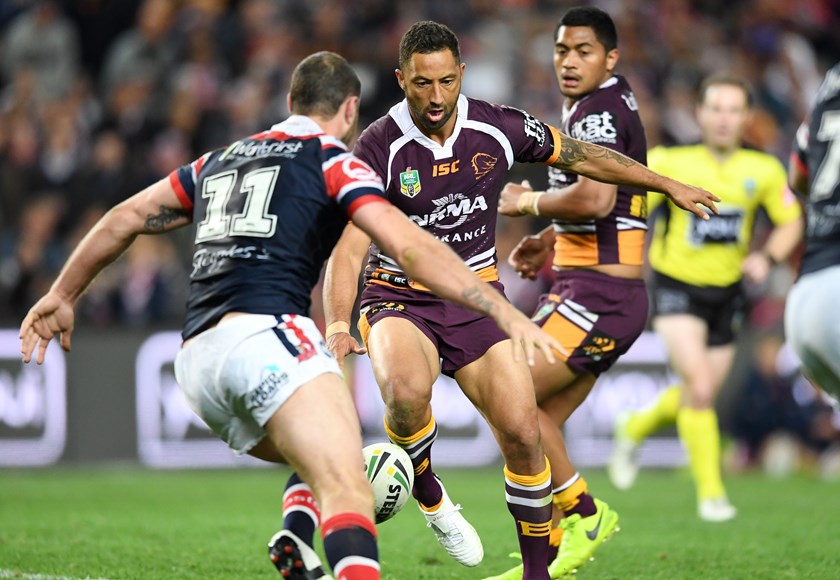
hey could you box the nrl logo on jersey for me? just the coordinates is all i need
[399,167,421,198]
[409,193,488,229]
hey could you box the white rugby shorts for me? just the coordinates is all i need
[785,265,840,396]
[174,313,343,455]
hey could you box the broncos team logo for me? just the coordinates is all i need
[581,334,616,361]
[471,153,497,180]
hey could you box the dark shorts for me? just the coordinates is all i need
[650,270,745,347]
[532,269,648,377]
[358,282,509,377]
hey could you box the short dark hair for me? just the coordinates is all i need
[399,21,460,70]
[556,6,618,53]
[289,51,361,118]
[698,74,754,108]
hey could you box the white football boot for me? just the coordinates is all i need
[421,478,484,566]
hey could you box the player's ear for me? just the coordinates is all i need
[286,93,293,114]
[605,48,619,74]
[395,68,405,91]
[343,95,359,125]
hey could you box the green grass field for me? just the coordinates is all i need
[1,467,838,579]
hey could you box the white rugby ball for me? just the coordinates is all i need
[363,442,415,523]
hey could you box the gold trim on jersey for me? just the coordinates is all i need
[617,229,645,265]
[367,265,499,292]
[552,227,645,267]
[538,313,578,362]
[358,311,372,350]
[544,125,563,166]
[552,233,600,267]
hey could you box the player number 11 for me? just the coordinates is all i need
[195,165,280,243]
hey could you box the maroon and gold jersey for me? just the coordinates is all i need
[548,75,648,268]
[354,94,563,290]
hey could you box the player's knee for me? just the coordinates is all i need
[380,378,431,425]
[495,417,542,456]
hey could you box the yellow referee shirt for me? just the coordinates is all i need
[647,144,801,287]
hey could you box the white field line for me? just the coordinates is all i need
[0,570,111,580]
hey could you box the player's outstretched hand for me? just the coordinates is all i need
[498,180,532,216]
[509,235,550,281]
[326,332,367,372]
[20,292,75,365]
[665,180,720,220]
[497,305,566,366]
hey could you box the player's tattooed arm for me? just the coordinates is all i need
[551,133,719,219]
[557,136,634,170]
[462,286,496,315]
[144,205,190,233]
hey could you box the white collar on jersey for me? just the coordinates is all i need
[388,94,470,151]
[270,115,328,137]
[269,115,348,150]
[561,75,619,124]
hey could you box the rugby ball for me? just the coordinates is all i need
[363,442,415,523]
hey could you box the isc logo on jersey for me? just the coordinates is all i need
[571,112,617,144]
[363,442,414,524]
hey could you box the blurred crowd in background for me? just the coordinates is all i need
[1,0,839,473]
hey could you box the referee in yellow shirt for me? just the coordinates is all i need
[608,74,803,521]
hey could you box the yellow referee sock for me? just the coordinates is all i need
[677,407,726,500]
[625,385,681,444]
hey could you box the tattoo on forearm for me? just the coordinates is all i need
[558,138,587,167]
[462,286,494,314]
[145,205,188,232]
[558,137,635,169]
